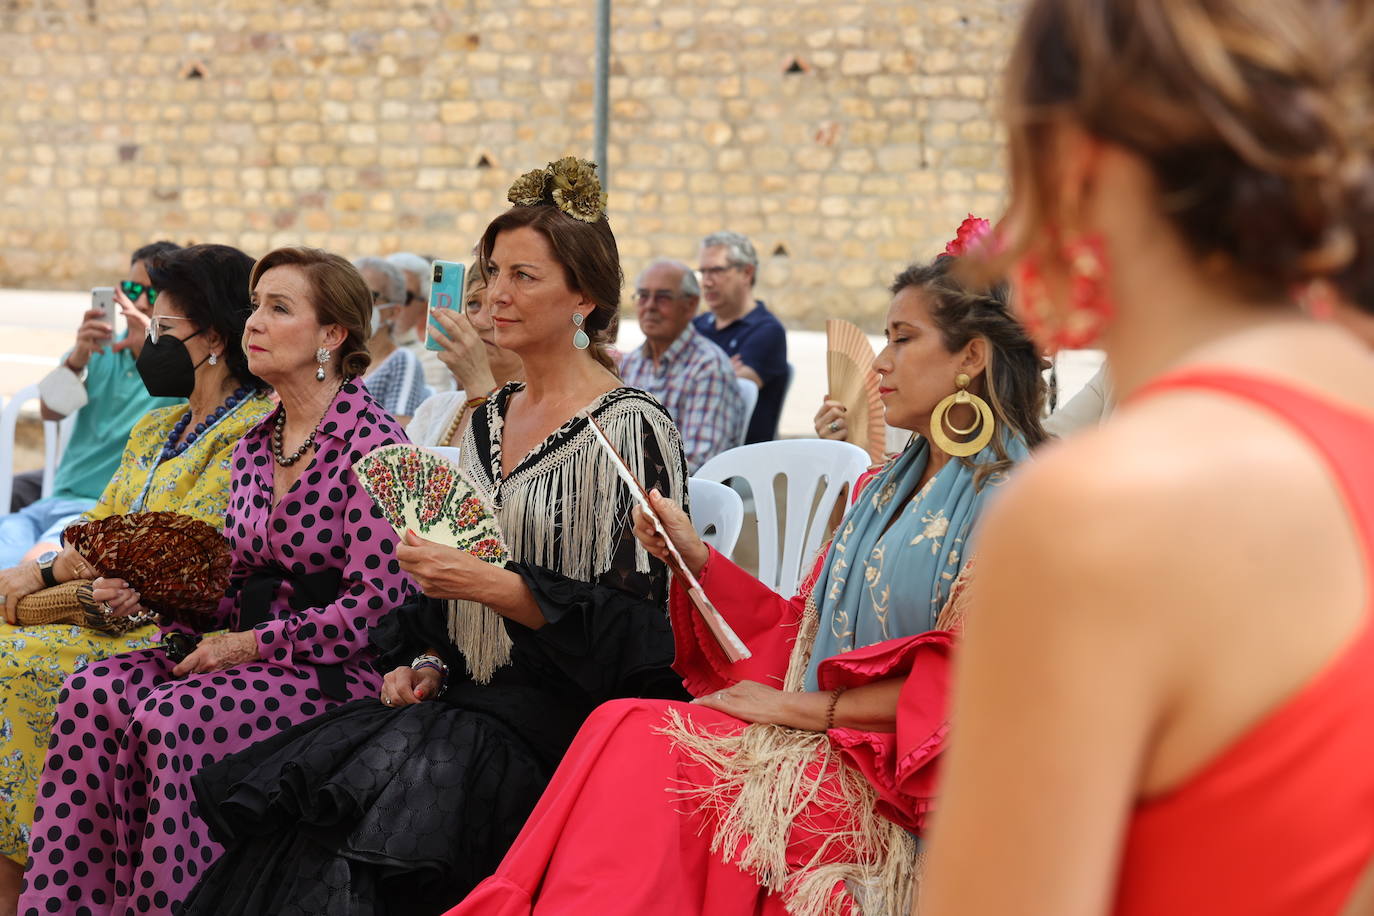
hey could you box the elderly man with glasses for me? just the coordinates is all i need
[693,230,788,443]
[620,259,745,472]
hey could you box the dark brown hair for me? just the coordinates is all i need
[892,257,1048,485]
[1002,0,1372,295]
[248,247,373,378]
[146,244,265,392]
[479,206,622,375]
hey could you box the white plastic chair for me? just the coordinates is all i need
[687,477,744,560]
[695,439,871,596]
[0,384,78,512]
[734,377,759,443]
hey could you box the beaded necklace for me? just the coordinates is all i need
[133,386,255,512]
[161,386,253,460]
[273,381,344,467]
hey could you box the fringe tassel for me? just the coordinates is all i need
[454,396,685,683]
[653,543,938,914]
[446,598,512,684]
[660,708,917,916]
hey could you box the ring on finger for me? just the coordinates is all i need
[828,421,840,432]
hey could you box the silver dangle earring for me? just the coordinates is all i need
[316,347,330,381]
[207,352,219,366]
[571,312,590,350]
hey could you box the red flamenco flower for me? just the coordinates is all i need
[944,214,993,258]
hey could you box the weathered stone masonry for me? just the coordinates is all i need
[0,0,1020,329]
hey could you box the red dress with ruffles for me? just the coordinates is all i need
[1112,370,1374,915]
[448,505,953,914]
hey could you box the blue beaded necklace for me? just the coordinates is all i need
[161,386,253,460]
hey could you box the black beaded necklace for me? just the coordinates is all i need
[161,386,252,460]
[271,384,341,467]
[271,410,319,467]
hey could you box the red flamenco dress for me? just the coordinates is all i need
[449,540,970,916]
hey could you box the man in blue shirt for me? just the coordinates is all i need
[692,231,789,443]
[0,241,183,566]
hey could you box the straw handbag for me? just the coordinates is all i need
[13,579,153,635]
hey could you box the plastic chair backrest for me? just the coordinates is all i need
[695,439,871,595]
[42,412,77,499]
[0,384,73,512]
[734,377,759,443]
[687,476,744,560]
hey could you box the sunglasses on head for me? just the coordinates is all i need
[120,280,160,305]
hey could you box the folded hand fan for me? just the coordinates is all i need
[62,511,232,628]
[584,415,751,662]
[826,318,886,464]
[353,444,508,563]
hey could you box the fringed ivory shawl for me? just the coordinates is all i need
[452,385,684,683]
[660,554,977,916]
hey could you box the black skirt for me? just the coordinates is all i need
[181,568,688,916]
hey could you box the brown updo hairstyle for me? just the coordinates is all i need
[894,257,1049,486]
[478,206,622,375]
[1000,0,1373,295]
[248,247,374,378]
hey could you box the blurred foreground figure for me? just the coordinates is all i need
[920,2,1374,915]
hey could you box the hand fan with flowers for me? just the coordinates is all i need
[353,444,508,563]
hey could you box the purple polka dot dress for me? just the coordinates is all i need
[18,381,418,916]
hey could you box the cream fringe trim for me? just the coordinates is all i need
[451,395,685,683]
[659,581,920,916]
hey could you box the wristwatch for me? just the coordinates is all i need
[35,550,60,589]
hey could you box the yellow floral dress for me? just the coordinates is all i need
[0,393,272,864]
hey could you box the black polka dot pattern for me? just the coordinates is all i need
[18,382,418,916]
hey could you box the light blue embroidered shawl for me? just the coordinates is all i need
[803,434,1029,690]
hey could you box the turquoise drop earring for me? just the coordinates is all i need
[572,313,590,350]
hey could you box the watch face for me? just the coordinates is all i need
[36,551,59,565]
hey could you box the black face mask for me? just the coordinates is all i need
[136,329,205,398]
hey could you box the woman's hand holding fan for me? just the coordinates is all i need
[826,318,886,463]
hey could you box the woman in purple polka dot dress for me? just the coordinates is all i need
[17,248,418,916]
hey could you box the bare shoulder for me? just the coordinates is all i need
[976,380,1356,631]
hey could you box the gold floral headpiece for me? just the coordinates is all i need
[506,156,608,223]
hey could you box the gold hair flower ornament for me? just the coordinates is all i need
[505,157,608,223]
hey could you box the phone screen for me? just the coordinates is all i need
[425,260,466,351]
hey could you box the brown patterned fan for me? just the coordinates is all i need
[63,512,231,628]
[826,318,886,463]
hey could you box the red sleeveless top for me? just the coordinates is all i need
[1113,370,1374,916]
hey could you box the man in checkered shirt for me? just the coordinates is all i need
[620,259,746,472]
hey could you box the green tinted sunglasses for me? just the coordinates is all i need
[120,280,159,305]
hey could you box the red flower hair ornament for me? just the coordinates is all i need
[943,214,994,258]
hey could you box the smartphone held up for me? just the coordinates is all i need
[425,260,466,351]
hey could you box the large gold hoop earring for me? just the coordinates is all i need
[929,372,995,457]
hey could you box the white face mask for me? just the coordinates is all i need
[392,322,420,347]
[370,303,398,336]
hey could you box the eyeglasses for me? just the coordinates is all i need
[120,280,160,305]
[368,289,399,307]
[635,290,681,306]
[146,314,195,344]
[697,265,739,279]
[405,291,424,306]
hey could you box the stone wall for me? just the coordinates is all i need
[0,0,1021,330]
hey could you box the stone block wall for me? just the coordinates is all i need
[0,0,1021,330]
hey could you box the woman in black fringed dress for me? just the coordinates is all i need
[180,161,692,916]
